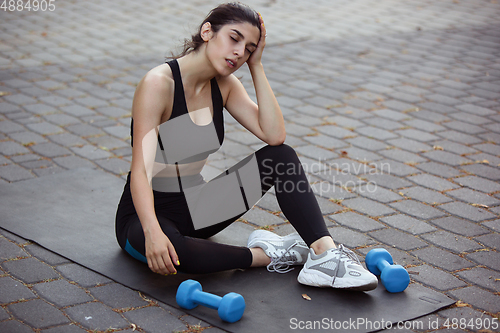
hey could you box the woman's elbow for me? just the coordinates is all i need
[266,133,286,146]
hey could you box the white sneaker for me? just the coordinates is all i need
[247,230,309,273]
[298,244,378,291]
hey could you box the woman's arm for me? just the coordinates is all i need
[129,70,179,275]
[224,15,286,146]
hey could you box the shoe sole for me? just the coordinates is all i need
[298,267,378,291]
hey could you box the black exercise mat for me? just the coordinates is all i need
[0,168,454,332]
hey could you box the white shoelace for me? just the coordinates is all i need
[331,245,361,286]
[338,244,361,266]
[266,243,299,273]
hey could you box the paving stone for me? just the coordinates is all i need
[454,175,500,193]
[371,159,420,177]
[456,267,500,292]
[340,146,382,162]
[443,121,487,135]
[0,237,28,261]
[436,130,483,145]
[56,263,112,288]
[0,141,31,156]
[329,212,385,232]
[255,193,280,212]
[410,265,467,291]
[64,302,129,331]
[8,298,70,329]
[89,283,149,309]
[316,124,356,139]
[315,196,344,215]
[302,134,348,149]
[0,164,34,182]
[368,228,427,251]
[355,126,398,141]
[473,143,500,156]
[407,174,459,191]
[400,186,452,205]
[410,246,474,271]
[1,257,60,284]
[342,197,396,216]
[314,169,364,188]
[365,173,413,190]
[475,233,500,250]
[430,216,489,237]
[47,133,87,147]
[70,145,113,160]
[41,324,88,333]
[390,199,446,220]
[380,215,437,235]
[421,150,471,166]
[420,230,483,254]
[0,320,34,333]
[327,158,373,175]
[25,121,65,135]
[438,307,498,332]
[0,119,25,133]
[122,306,187,333]
[66,123,104,137]
[8,131,48,145]
[386,137,432,153]
[439,202,496,222]
[328,226,376,248]
[294,145,337,161]
[0,306,10,321]
[23,103,58,115]
[461,163,500,181]
[448,286,500,313]
[395,128,440,142]
[23,243,70,265]
[446,188,500,207]
[466,250,500,271]
[241,207,285,227]
[33,279,93,307]
[354,184,403,203]
[30,142,71,158]
[372,108,409,121]
[60,104,95,117]
[0,276,37,304]
[361,118,403,131]
[53,155,96,170]
[379,149,427,164]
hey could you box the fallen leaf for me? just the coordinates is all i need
[41,32,47,37]
[131,323,137,331]
[302,293,311,301]
[407,271,419,275]
[472,203,489,208]
[0,91,11,96]
[476,159,490,164]
[341,151,348,156]
[455,300,468,307]
[433,145,444,150]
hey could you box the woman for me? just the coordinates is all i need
[115,2,377,291]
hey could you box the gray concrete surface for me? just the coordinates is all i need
[1,0,500,332]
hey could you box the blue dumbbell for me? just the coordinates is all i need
[176,279,245,323]
[365,248,410,293]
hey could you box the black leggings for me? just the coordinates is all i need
[115,144,330,274]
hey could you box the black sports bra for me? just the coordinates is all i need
[130,59,225,161]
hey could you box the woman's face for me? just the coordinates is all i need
[205,22,260,75]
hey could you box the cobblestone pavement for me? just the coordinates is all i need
[1,0,500,332]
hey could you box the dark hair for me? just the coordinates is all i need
[168,2,261,59]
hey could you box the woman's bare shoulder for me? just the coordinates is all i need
[137,63,174,92]
[132,63,175,122]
